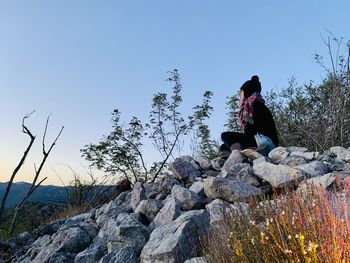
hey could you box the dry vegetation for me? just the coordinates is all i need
[202,178,350,262]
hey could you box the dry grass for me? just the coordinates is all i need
[202,177,350,263]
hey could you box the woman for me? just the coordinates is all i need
[220,75,279,154]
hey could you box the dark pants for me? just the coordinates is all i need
[220,131,257,151]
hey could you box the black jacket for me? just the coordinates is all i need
[244,100,279,146]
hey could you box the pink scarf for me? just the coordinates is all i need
[239,92,265,129]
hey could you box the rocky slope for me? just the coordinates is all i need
[2,145,350,263]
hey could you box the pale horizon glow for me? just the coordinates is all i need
[1,1,350,186]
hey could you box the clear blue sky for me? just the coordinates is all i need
[1,1,349,185]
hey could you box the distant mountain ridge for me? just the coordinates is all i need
[0,182,67,208]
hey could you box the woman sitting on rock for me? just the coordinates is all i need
[220,75,279,155]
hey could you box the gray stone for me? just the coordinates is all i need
[253,162,307,188]
[297,173,337,193]
[268,147,291,164]
[280,155,307,167]
[171,185,205,210]
[184,257,208,263]
[330,146,350,162]
[98,247,138,263]
[290,151,320,161]
[203,177,261,203]
[296,161,328,177]
[143,182,160,199]
[130,182,147,211]
[134,199,164,223]
[96,192,132,228]
[189,181,205,197]
[169,157,201,183]
[155,173,179,200]
[211,157,227,171]
[140,210,210,263]
[287,146,308,152]
[221,163,260,187]
[106,213,150,255]
[221,150,244,172]
[205,199,248,225]
[177,155,201,170]
[193,155,212,170]
[253,156,271,166]
[74,237,106,263]
[149,197,181,231]
[31,227,91,262]
[241,149,263,160]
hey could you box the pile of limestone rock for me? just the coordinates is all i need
[4,145,350,263]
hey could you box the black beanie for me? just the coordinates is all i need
[240,75,262,98]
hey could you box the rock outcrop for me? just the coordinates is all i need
[3,146,350,263]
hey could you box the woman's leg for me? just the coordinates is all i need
[221,131,257,149]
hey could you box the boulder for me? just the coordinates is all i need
[74,237,106,263]
[241,149,263,160]
[221,150,245,172]
[106,213,150,255]
[169,158,201,183]
[287,146,308,153]
[280,155,307,167]
[290,151,320,161]
[253,162,307,188]
[189,181,205,197]
[149,197,181,231]
[140,210,210,263]
[98,247,138,263]
[221,163,260,187]
[211,157,227,171]
[297,173,337,193]
[130,182,147,211]
[193,155,212,170]
[171,185,206,210]
[268,147,291,164]
[205,199,248,225]
[134,199,164,223]
[330,146,350,162]
[203,177,261,203]
[295,161,328,177]
[253,156,271,166]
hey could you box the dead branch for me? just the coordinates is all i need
[0,111,36,221]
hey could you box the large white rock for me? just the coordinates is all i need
[140,210,209,263]
[203,177,261,203]
[205,199,248,225]
[330,146,350,162]
[149,197,181,231]
[253,162,307,188]
[221,150,245,172]
[268,147,291,164]
[171,185,205,211]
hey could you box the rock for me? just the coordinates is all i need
[177,155,201,170]
[74,237,106,263]
[295,161,328,177]
[203,177,261,203]
[221,163,260,187]
[31,227,91,262]
[33,220,65,239]
[149,197,181,231]
[287,146,308,152]
[106,213,150,255]
[211,157,227,171]
[253,162,307,188]
[330,146,350,162]
[205,199,248,225]
[193,155,212,170]
[184,257,208,263]
[268,147,291,164]
[297,173,337,193]
[96,192,132,228]
[169,158,201,183]
[155,173,179,200]
[189,181,205,197]
[130,182,147,211]
[98,247,138,263]
[281,155,307,167]
[252,156,271,166]
[221,150,244,172]
[171,185,206,210]
[241,149,263,160]
[290,151,320,161]
[140,210,210,263]
[143,182,160,199]
[134,199,164,223]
